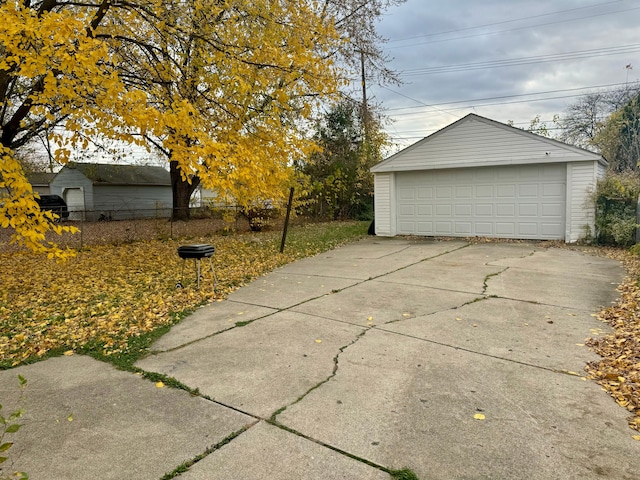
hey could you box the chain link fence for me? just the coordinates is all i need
[0,207,274,253]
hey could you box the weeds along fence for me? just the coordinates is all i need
[0,207,289,253]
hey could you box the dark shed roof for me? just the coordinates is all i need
[67,162,170,186]
[27,172,56,185]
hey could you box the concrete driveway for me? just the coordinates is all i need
[2,238,639,479]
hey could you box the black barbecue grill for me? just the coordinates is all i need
[176,244,217,289]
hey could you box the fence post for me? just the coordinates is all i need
[280,187,295,253]
[636,195,640,244]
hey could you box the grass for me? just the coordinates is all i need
[0,220,369,369]
[390,469,421,480]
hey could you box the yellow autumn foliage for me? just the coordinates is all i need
[0,1,344,256]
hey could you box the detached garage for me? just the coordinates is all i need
[371,114,607,242]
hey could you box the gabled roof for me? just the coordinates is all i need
[371,113,606,173]
[27,172,56,185]
[65,162,170,186]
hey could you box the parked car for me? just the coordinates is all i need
[36,194,69,221]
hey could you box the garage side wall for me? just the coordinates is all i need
[93,185,172,220]
[374,173,395,236]
[565,161,598,242]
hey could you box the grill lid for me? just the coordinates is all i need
[177,244,215,258]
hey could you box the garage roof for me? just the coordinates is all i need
[372,113,606,173]
[66,162,170,186]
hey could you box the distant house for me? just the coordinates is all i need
[50,162,172,221]
[191,185,229,209]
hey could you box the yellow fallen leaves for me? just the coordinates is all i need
[474,413,486,420]
[586,250,640,433]
[0,224,366,366]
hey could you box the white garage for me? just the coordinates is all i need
[372,114,607,242]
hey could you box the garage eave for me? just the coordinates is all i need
[371,156,599,173]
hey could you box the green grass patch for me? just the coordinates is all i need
[390,468,421,480]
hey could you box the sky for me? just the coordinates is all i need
[368,0,640,153]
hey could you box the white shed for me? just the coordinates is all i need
[371,114,607,242]
[50,162,172,221]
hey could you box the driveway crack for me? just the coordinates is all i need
[268,327,371,423]
[482,266,509,294]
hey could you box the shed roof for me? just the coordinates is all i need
[27,172,56,185]
[371,113,606,173]
[66,162,170,186]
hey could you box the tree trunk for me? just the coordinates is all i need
[170,160,199,221]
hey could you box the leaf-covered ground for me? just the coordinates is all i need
[0,221,368,367]
[586,250,640,436]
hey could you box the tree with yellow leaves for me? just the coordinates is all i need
[109,1,345,219]
[0,1,162,257]
[1,0,347,252]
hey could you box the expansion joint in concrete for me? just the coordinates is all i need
[159,422,259,479]
[266,421,416,480]
[375,325,572,377]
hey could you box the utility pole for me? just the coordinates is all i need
[360,50,369,142]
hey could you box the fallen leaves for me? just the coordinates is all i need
[586,250,640,433]
[0,222,367,366]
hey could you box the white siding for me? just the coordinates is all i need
[32,185,51,195]
[374,173,394,236]
[93,185,172,220]
[50,168,94,214]
[566,162,598,242]
[373,115,604,173]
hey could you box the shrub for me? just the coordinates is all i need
[594,172,640,246]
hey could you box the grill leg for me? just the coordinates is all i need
[208,256,217,288]
[176,259,186,288]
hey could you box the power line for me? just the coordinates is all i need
[390,93,610,116]
[386,6,640,50]
[387,0,624,43]
[399,44,640,77]
[379,81,637,114]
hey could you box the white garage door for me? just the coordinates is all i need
[63,187,85,221]
[396,164,566,240]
